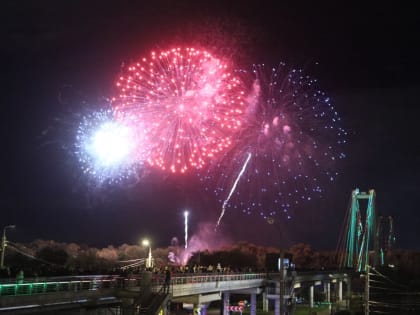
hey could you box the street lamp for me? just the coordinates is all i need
[142,239,152,269]
[1,225,16,270]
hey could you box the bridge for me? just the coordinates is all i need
[0,271,349,315]
[2,188,378,315]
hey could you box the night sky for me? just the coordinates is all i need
[2,1,420,250]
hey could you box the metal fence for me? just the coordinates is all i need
[0,273,268,297]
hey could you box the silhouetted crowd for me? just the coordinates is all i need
[135,263,258,275]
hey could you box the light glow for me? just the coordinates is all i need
[75,108,144,184]
[88,121,134,167]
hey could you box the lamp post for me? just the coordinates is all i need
[1,225,16,270]
[142,239,152,269]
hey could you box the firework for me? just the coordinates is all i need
[184,210,189,249]
[203,64,347,222]
[113,47,246,174]
[216,152,252,228]
[75,108,145,184]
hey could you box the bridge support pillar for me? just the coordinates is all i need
[309,285,314,309]
[346,278,351,308]
[200,303,208,315]
[274,297,280,315]
[324,282,330,302]
[250,293,257,315]
[223,292,230,315]
[193,304,201,315]
[338,280,343,302]
[262,292,269,312]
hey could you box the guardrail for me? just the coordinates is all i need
[167,272,266,285]
[0,277,119,297]
[0,271,347,298]
[0,273,267,297]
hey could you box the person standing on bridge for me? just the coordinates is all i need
[163,267,171,293]
[16,270,24,284]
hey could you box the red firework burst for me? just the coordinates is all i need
[113,47,245,173]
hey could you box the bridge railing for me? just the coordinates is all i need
[0,276,121,297]
[166,272,267,286]
[0,273,268,297]
[0,271,347,298]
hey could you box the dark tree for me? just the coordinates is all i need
[36,247,69,266]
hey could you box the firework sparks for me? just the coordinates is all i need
[204,63,347,221]
[89,121,133,167]
[75,108,145,184]
[113,47,246,174]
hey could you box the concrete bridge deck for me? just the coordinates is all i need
[0,271,350,314]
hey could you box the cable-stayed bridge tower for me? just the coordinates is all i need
[338,188,379,272]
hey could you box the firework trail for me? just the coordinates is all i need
[216,152,252,228]
[113,47,246,174]
[204,63,347,222]
[184,211,189,249]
